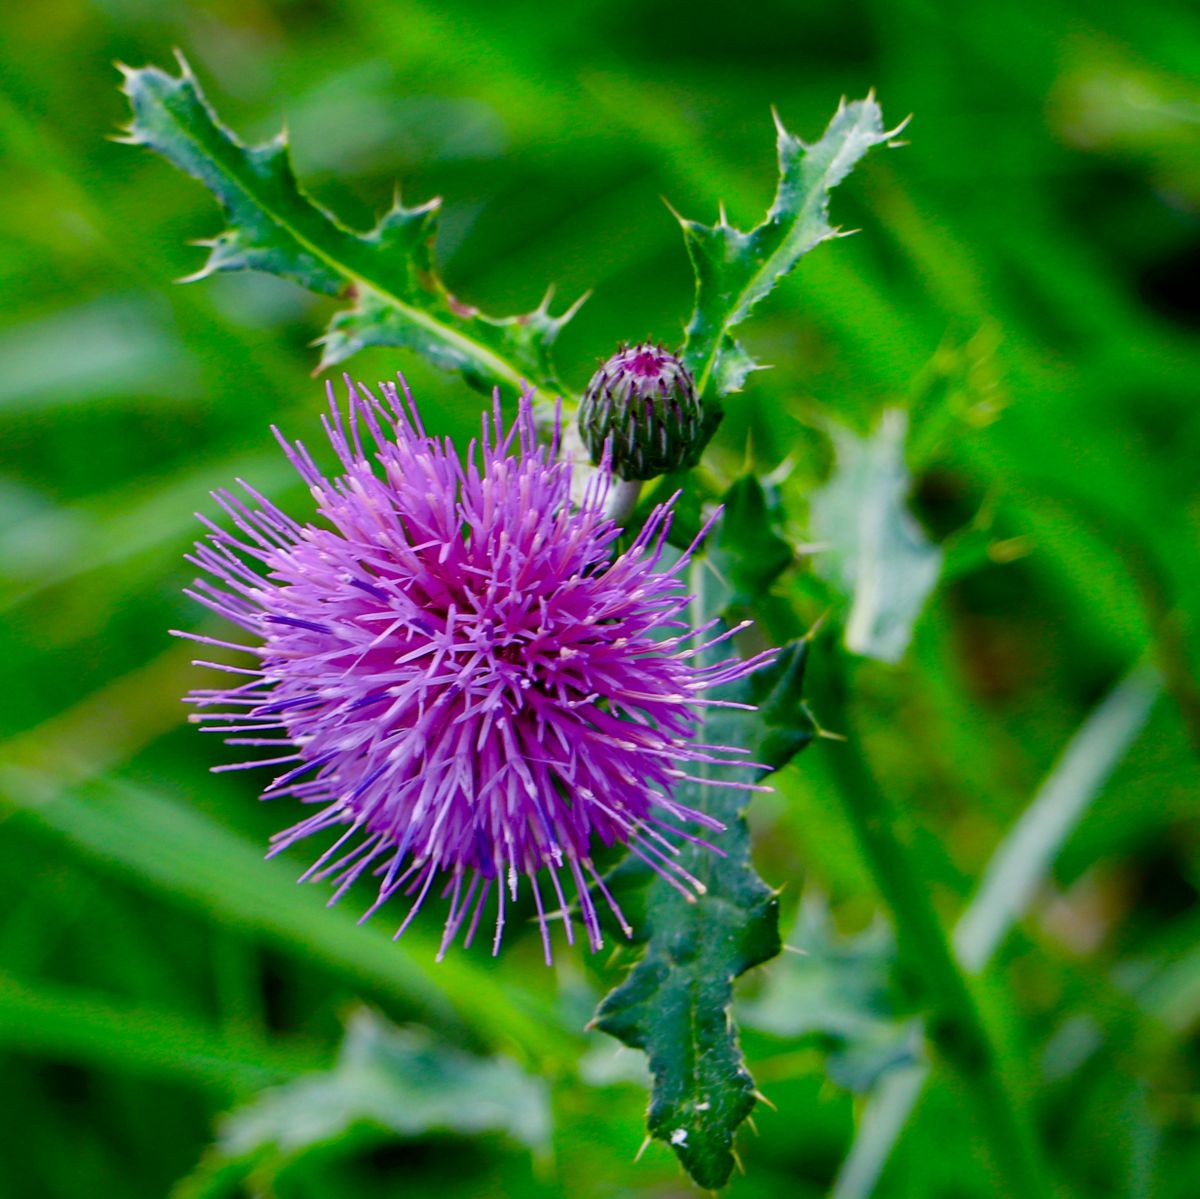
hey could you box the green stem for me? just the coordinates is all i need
[822,657,1053,1198]
[605,478,643,525]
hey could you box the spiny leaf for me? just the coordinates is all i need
[117,54,583,393]
[180,1008,550,1195]
[707,473,794,608]
[809,408,942,663]
[593,553,813,1188]
[678,95,902,434]
[745,638,819,769]
[591,687,780,1188]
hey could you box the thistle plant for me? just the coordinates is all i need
[115,54,1066,1198]
[178,380,772,963]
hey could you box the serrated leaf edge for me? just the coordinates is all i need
[117,52,584,396]
[680,95,905,403]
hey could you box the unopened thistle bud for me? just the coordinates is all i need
[580,343,702,480]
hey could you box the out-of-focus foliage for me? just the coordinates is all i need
[809,410,943,662]
[1,1,1198,1197]
[179,1008,551,1196]
[739,892,920,1094]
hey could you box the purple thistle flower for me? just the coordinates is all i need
[178,377,772,963]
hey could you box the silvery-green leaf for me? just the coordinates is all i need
[809,409,942,663]
[739,892,921,1094]
[181,1008,550,1193]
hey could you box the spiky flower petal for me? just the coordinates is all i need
[179,377,770,962]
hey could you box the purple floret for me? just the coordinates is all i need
[178,377,772,962]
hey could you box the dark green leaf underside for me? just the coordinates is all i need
[707,474,794,608]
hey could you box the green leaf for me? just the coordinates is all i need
[809,409,942,663]
[738,893,921,1094]
[707,474,794,608]
[590,751,778,1189]
[592,569,814,1189]
[182,1008,550,1194]
[117,55,583,393]
[679,96,901,427]
[225,1009,550,1155]
[745,638,819,769]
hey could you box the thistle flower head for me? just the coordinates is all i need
[180,377,770,962]
[580,342,702,481]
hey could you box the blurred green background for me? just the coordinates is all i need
[1,0,1199,1196]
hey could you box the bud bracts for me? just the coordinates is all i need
[580,343,702,480]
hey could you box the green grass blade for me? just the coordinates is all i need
[0,970,321,1093]
[0,767,567,1064]
[831,1065,929,1199]
[955,662,1162,971]
[831,660,1161,1197]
